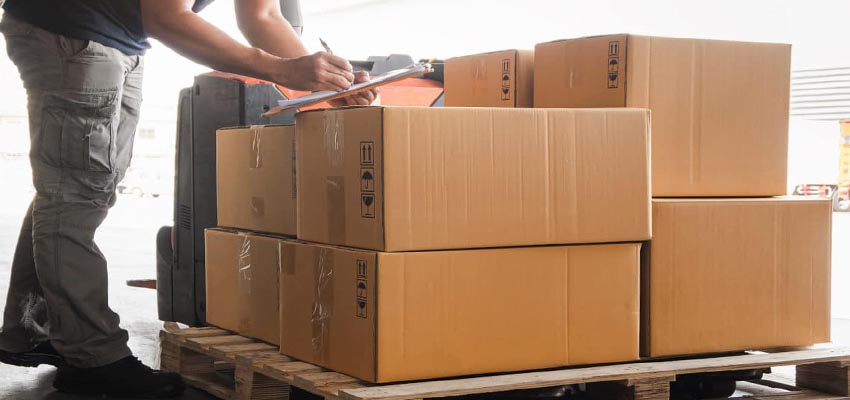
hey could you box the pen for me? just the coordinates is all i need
[319,38,333,55]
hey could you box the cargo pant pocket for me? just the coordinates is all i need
[0,13,34,37]
[39,90,119,173]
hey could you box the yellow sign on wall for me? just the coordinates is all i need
[840,121,850,186]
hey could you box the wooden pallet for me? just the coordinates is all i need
[159,326,850,400]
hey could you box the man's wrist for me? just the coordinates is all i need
[249,48,287,86]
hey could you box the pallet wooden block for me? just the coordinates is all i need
[159,327,850,400]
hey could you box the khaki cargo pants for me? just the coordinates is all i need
[0,13,143,368]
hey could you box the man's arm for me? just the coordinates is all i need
[235,0,307,59]
[234,0,377,105]
[140,0,354,91]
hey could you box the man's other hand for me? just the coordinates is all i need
[274,52,355,92]
[329,71,378,107]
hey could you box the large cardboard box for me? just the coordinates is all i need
[296,106,651,251]
[534,35,791,197]
[644,198,832,357]
[280,241,641,383]
[217,125,296,236]
[205,229,283,345]
[445,49,534,107]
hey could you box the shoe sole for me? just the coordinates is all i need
[0,352,64,368]
[54,382,186,399]
[54,387,186,398]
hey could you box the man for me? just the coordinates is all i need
[0,0,376,397]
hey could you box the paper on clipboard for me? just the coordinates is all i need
[261,63,432,117]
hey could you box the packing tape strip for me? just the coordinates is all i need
[250,125,263,169]
[311,247,335,362]
[323,112,345,168]
[238,234,253,334]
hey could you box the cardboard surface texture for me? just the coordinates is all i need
[205,229,283,345]
[279,241,641,383]
[217,125,297,236]
[534,34,791,196]
[445,49,534,107]
[645,197,832,357]
[296,106,651,251]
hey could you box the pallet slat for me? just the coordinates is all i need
[338,349,850,400]
[160,328,850,400]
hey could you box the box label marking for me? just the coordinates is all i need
[360,142,376,219]
[360,168,375,192]
[356,259,368,318]
[608,41,620,89]
[361,194,375,218]
[360,142,374,165]
[501,58,512,101]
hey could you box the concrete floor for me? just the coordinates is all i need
[0,177,217,399]
[0,156,847,399]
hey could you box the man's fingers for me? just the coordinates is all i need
[319,71,351,91]
[359,90,375,104]
[322,62,354,85]
[349,95,366,106]
[324,53,353,72]
[353,70,371,83]
[335,68,356,84]
[356,92,372,105]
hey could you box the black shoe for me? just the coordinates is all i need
[53,355,186,398]
[0,341,64,368]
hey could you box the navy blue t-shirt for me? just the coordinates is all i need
[2,0,214,56]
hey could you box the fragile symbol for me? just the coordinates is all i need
[501,87,511,100]
[356,260,367,279]
[357,300,367,318]
[360,168,375,192]
[361,194,375,218]
[360,142,374,165]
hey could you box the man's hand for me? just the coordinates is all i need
[141,0,374,99]
[273,52,355,92]
[329,71,378,107]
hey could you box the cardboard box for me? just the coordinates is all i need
[205,229,283,345]
[296,106,651,251]
[534,35,791,197]
[280,241,641,383]
[217,125,296,236]
[644,197,832,357]
[445,49,534,107]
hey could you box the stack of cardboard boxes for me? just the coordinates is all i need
[530,34,831,358]
[209,110,653,382]
[205,33,832,385]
